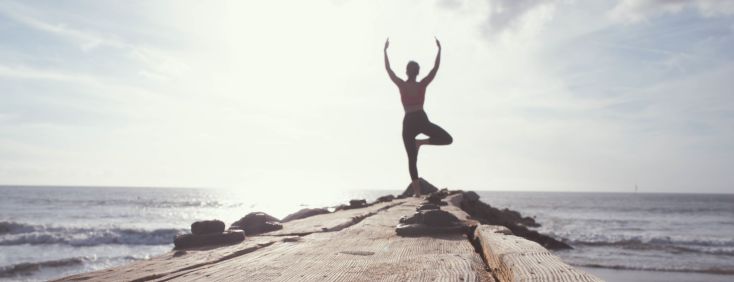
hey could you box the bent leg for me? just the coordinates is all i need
[423,122,453,145]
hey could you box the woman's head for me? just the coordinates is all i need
[406,61,419,78]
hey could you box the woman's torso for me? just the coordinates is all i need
[399,81,426,113]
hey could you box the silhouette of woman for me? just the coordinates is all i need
[384,38,453,197]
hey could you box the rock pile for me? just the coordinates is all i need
[395,201,465,236]
[174,219,245,249]
[458,191,570,250]
[399,178,440,197]
[426,189,449,206]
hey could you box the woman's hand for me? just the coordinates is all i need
[435,37,441,50]
[384,38,390,51]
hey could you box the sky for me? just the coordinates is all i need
[0,0,733,193]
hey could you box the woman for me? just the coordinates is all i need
[384,38,453,197]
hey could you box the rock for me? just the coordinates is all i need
[229,212,283,235]
[426,190,449,205]
[399,213,420,225]
[173,230,245,249]
[376,194,395,202]
[462,191,480,202]
[191,220,225,235]
[282,208,330,222]
[421,209,461,227]
[337,199,371,211]
[520,216,540,228]
[396,209,465,236]
[399,209,461,227]
[349,199,367,207]
[448,189,463,195]
[400,178,439,197]
[416,203,440,211]
[497,208,539,227]
[458,192,571,250]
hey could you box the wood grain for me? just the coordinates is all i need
[57,201,405,282]
[474,225,602,282]
[154,199,493,282]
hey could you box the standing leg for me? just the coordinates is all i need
[409,121,451,196]
[403,130,419,184]
[403,119,421,196]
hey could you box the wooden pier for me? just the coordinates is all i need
[58,195,601,282]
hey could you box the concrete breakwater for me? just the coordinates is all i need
[56,187,601,282]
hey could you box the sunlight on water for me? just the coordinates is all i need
[0,186,398,281]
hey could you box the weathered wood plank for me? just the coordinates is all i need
[56,201,405,282]
[266,201,404,236]
[56,236,279,282]
[474,225,602,282]
[152,199,493,281]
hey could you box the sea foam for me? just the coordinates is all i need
[0,221,184,246]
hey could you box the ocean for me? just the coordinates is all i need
[479,191,734,282]
[0,186,732,281]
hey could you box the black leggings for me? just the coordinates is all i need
[402,110,453,180]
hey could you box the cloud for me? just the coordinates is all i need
[477,0,560,37]
[484,0,546,30]
[434,0,562,40]
[443,0,734,40]
[0,2,125,51]
[0,64,98,84]
[1,0,733,191]
[0,2,188,81]
[610,0,734,23]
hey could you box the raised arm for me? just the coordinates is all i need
[384,38,402,85]
[421,37,441,85]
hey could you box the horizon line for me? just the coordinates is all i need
[0,184,731,195]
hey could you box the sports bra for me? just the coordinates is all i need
[399,82,426,109]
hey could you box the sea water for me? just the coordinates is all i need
[1,186,732,281]
[477,191,734,281]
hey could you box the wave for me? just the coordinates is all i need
[0,221,184,246]
[0,221,36,234]
[567,237,734,256]
[0,255,142,278]
[574,263,734,275]
[0,257,87,277]
[77,199,224,208]
[12,198,225,209]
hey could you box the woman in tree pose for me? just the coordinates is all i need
[384,38,453,196]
